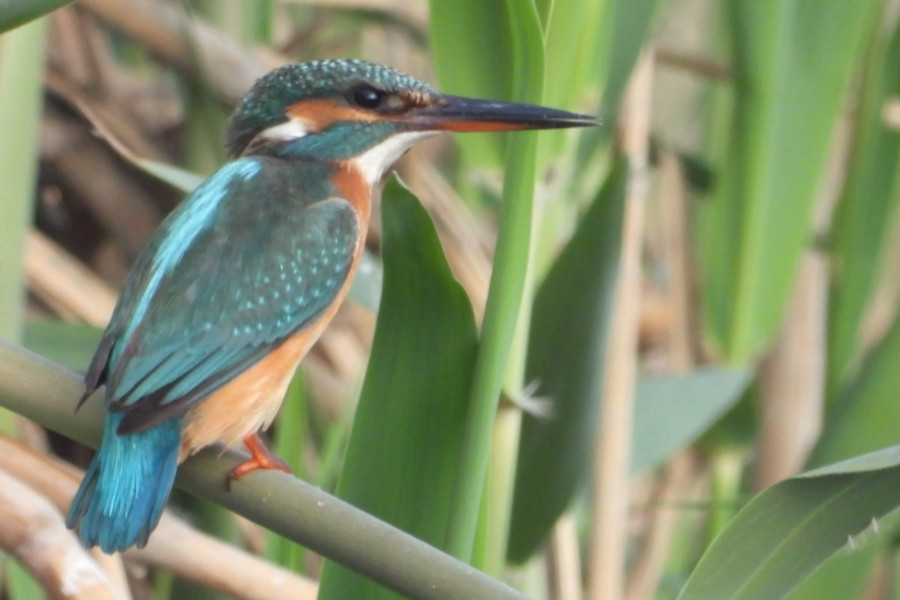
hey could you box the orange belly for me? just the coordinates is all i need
[179,307,337,461]
[179,164,372,461]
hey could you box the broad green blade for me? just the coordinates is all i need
[22,321,101,373]
[827,21,900,395]
[0,0,71,33]
[632,368,750,474]
[507,159,626,564]
[701,0,882,362]
[429,0,513,166]
[810,314,900,468]
[678,445,900,600]
[600,0,665,116]
[784,532,885,600]
[317,177,478,599]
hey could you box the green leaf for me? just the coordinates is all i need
[810,314,900,468]
[678,446,900,600]
[600,0,665,116]
[507,159,626,563]
[701,0,882,361]
[428,0,513,166]
[827,21,900,394]
[784,535,884,600]
[632,368,751,474]
[0,0,71,33]
[135,158,206,194]
[22,321,101,373]
[445,0,546,565]
[317,177,478,599]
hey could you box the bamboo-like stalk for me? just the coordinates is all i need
[0,18,47,342]
[444,127,538,560]
[445,1,545,566]
[0,340,528,600]
[587,49,653,600]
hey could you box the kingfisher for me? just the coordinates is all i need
[66,59,596,553]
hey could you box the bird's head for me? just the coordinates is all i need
[226,59,596,184]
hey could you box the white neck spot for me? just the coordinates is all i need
[260,118,311,142]
[352,131,436,185]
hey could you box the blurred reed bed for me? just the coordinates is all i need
[0,1,899,599]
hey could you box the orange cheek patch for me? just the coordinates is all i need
[287,99,378,131]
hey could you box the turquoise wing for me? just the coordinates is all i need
[83,159,359,434]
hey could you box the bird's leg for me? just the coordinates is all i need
[227,433,291,490]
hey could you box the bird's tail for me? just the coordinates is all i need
[67,412,182,553]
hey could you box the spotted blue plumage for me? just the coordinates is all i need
[67,156,358,552]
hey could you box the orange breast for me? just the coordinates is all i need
[179,164,371,461]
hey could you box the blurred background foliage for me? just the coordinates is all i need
[1,0,900,599]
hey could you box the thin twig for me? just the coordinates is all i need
[655,48,731,81]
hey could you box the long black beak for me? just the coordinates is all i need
[404,94,598,132]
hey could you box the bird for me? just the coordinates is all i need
[66,58,597,553]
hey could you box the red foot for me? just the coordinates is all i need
[226,433,291,490]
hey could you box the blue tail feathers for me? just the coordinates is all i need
[67,413,182,553]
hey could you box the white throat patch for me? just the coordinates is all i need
[352,131,437,185]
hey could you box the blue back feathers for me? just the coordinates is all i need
[91,156,358,433]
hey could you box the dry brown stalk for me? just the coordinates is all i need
[80,0,269,104]
[547,514,583,600]
[587,48,654,600]
[0,436,318,600]
[26,230,118,327]
[0,467,126,600]
[754,106,851,489]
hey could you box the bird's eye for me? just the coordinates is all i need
[352,85,384,109]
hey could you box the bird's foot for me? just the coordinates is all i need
[226,433,291,490]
